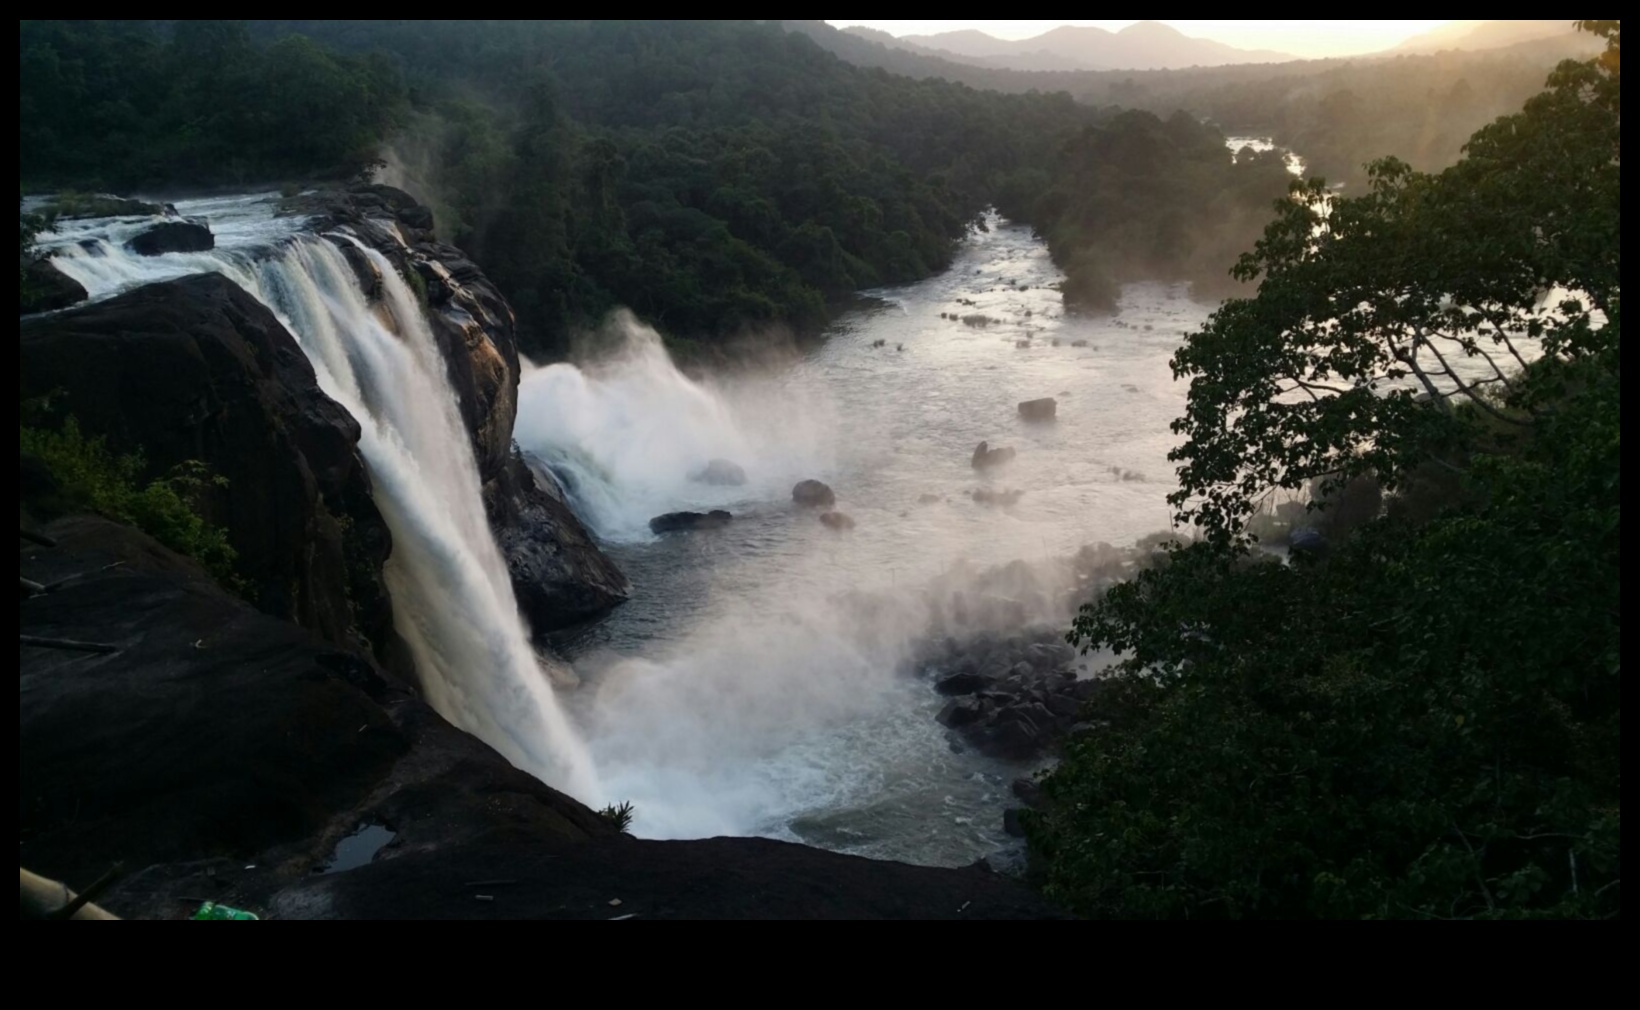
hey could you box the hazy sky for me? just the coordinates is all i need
[826,20,1456,59]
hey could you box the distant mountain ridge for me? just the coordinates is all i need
[844,20,1295,72]
[1391,19,1582,53]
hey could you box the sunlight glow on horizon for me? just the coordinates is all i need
[825,20,1458,59]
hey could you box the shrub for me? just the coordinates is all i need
[20,416,240,585]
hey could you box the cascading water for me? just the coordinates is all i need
[516,313,833,543]
[45,197,599,800]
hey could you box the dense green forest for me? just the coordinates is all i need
[1027,23,1621,919]
[19,19,1289,356]
[785,19,1589,189]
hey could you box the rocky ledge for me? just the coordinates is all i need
[21,273,395,657]
[19,518,1062,920]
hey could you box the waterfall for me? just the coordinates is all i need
[49,208,600,800]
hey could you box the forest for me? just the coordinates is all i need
[1028,23,1621,919]
[20,19,1289,357]
[786,19,1589,189]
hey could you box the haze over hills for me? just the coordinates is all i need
[1392,19,1584,53]
[843,20,1295,71]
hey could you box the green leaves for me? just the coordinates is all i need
[1034,29,1621,919]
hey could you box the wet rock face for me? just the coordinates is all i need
[21,258,88,314]
[490,452,631,633]
[308,185,629,633]
[20,274,394,656]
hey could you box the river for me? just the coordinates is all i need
[518,216,1215,865]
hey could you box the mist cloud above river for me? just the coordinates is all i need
[515,311,836,543]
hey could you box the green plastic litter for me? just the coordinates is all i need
[192,902,260,921]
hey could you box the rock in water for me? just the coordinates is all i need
[793,480,837,508]
[20,258,87,314]
[819,511,856,532]
[694,459,748,486]
[126,221,215,256]
[971,442,1018,470]
[650,510,734,534]
[1018,398,1058,422]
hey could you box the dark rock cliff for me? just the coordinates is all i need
[19,519,1063,920]
[306,185,629,631]
[19,274,395,656]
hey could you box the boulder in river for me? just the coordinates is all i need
[1018,398,1058,422]
[819,511,857,532]
[971,442,1017,471]
[21,258,87,314]
[693,459,748,487]
[650,510,734,535]
[127,221,215,257]
[793,480,837,508]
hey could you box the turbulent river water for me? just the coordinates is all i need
[517,219,1215,864]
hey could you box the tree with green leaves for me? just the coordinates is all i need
[1029,23,1620,920]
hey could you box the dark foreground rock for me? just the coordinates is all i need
[1018,398,1058,422]
[127,220,215,256]
[20,274,394,656]
[252,838,1060,920]
[21,258,88,314]
[650,510,734,534]
[20,518,1062,920]
[793,479,837,508]
[694,459,747,486]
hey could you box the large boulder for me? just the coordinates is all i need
[127,220,215,256]
[650,510,734,535]
[20,274,394,656]
[20,258,87,314]
[1018,398,1058,422]
[793,479,837,508]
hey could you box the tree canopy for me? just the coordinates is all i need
[1028,23,1621,919]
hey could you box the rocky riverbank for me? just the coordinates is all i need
[19,517,1061,919]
